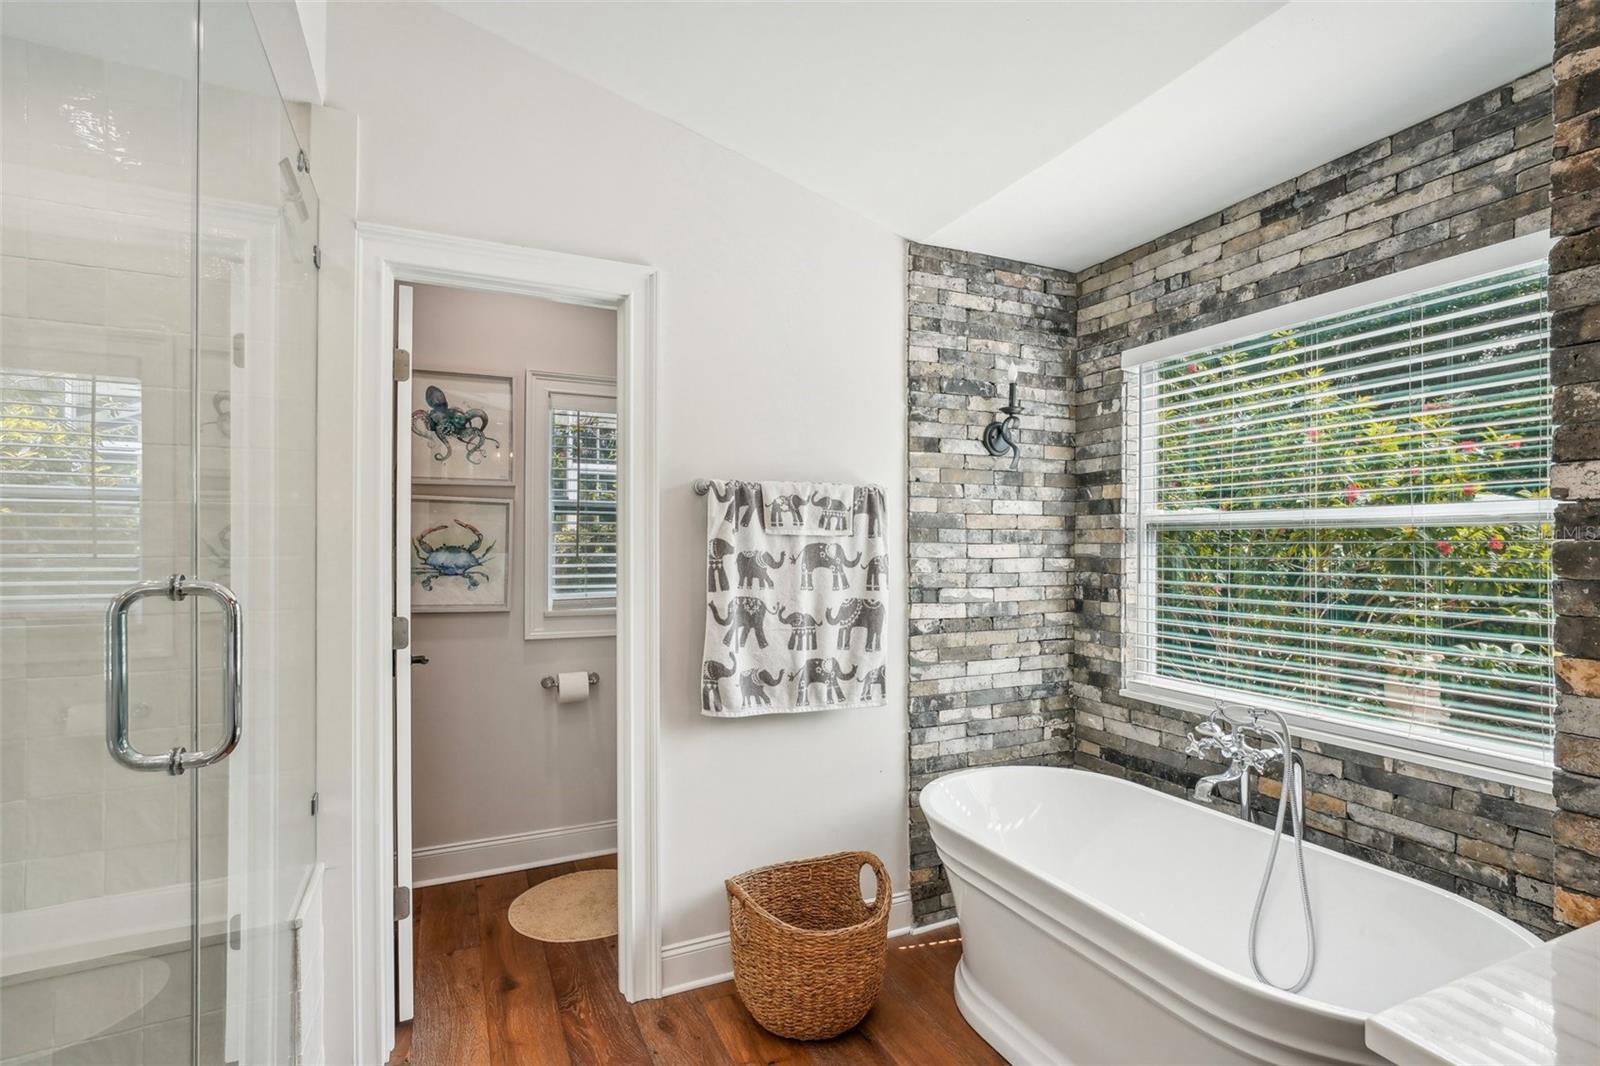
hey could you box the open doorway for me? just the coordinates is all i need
[353,226,660,1064]
[392,280,623,1044]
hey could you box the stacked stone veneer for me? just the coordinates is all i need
[1067,71,1565,936]
[1551,0,1600,929]
[906,245,1076,923]
[905,58,1600,935]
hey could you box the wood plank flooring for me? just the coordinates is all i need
[388,855,1002,1066]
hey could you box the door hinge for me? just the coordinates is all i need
[394,885,411,921]
[392,616,410,651]
[228,913,242,951]
[393,348,411,382]
[309,791,320,817]
[312,244,321,269]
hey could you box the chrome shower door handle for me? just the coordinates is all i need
[181,577,244,772]
[106,575,243,775]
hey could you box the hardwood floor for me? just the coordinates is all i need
[388,855,1003,1066]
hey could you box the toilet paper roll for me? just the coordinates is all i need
[556,671,591,704]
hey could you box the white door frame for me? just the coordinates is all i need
[353,223,661,1062]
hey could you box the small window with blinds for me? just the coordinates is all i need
[547,402,618,610]
[0,369,142,616]
[1123,258,1554,773]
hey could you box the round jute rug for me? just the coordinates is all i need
[507,869,618,943]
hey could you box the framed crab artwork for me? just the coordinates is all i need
[410,496,512,612]
[410,370,514,484]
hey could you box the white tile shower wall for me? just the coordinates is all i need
[1,28,204,922]
[1,21,319,1009]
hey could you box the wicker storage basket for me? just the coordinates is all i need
[725,851,891,1041]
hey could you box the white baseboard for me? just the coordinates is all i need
[660,890,915,996]
[412,819,618,887]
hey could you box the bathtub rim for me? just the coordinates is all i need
[920,764,1540,1029]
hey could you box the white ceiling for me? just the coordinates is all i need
[436,1,1555,271]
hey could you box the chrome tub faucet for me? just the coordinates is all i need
[1183,702,1318,993]
[1185,711,1282,805]
[1185,716,1249,802]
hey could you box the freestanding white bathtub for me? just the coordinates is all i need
[921,766,1540,1065]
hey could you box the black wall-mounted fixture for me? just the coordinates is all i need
[982,368,1023,466]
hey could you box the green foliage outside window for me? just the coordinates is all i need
[549,409,618,603]
[1146,267,1554,750]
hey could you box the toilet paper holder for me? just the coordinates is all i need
[541,672,600,690]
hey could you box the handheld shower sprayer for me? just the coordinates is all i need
[1185,702,1317,994]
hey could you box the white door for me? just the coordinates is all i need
[394,283,416,1023]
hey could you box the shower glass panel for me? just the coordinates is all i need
[194,3,320,1063]
[0,3,318,1063]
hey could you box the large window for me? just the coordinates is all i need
[1122,251,1554,776]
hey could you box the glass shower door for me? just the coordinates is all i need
[0,2,318,1063]
[2,3,205,1062]
[194,4,320,1063]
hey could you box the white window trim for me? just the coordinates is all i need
[1119,237,1557,792]
[525,371,618,640]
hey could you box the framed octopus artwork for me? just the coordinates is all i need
[411,496,512,612]
[410,369,514,484]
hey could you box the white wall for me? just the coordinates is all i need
[324,1,909,951]
[407,284,619,881]
[247,0,326,105]
[294,0,327,100]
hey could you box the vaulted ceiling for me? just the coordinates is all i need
[436,1,1554,271]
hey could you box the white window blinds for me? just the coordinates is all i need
[0,370,142,614]
[548,405,618,607]
[1124,262,1554,769]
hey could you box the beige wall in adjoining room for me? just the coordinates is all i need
[408,282,618,862]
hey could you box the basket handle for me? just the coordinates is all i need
[725,876,753,940]
[861,852,891,920]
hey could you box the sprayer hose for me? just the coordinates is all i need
[1246,750,1316,993]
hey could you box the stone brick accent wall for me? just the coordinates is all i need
[906,244,1075,923]
[1551,0,1600,929]
[1069,71,1565,936]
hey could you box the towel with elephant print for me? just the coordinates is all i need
[702,479,889,717]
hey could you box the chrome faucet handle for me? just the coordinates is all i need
[1184,718,1234,760]
[1238,743,1277,773]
